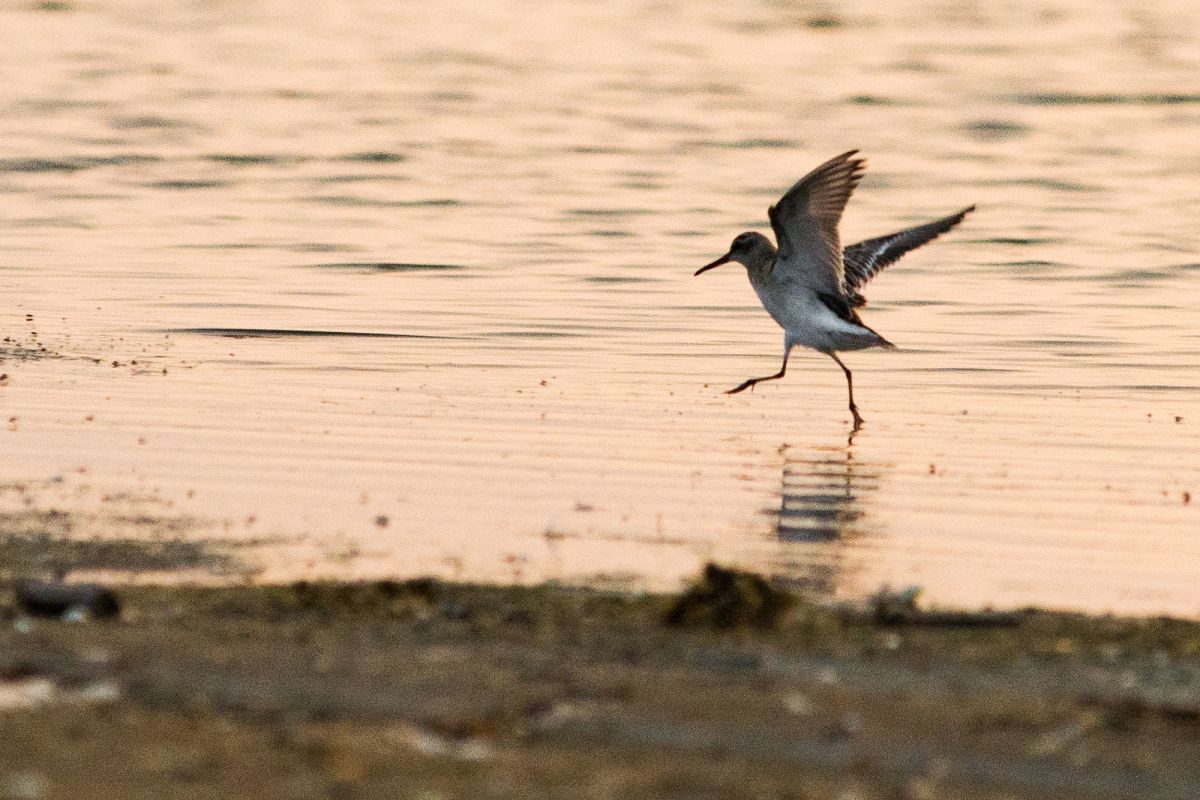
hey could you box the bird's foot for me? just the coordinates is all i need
[725,380,755,395]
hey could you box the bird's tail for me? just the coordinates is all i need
[864,324,896,350]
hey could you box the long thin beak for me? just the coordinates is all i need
[694,253,732,276]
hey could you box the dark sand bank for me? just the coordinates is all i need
[2,566,1200,800]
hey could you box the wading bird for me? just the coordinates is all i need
[695,150,973,427]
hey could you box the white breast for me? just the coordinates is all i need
[751,277,882,353]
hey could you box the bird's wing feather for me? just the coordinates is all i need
[842,205,975,301]
[767,150,866,297]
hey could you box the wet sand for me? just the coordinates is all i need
[3,564,1200,800]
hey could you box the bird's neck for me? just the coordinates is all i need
[748,247,777,279]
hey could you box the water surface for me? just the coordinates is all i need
[2,0,1198,614]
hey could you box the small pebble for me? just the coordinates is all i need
[839,711,865,736]
[2,771,46,800]
[817,667,839,685]
[72,680,121,704]
[782,691,814,716]
[62,607,90,624]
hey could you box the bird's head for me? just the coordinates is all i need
[694,231,774,276]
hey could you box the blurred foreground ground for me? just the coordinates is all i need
[2,569,1200,800]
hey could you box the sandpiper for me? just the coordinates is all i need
[695,150,973,427]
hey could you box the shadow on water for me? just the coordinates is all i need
[311,262,468,273]
[164,327,460,340]
[766,442,887,598]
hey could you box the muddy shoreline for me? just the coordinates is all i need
[2,567,1199,799]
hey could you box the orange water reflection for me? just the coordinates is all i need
[1,0,1198,614]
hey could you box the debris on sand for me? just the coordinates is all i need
[664,563,793,629]
[13,581,120,621]
[868,584,1021,627]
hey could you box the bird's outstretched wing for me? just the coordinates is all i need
[842,205,974,306]
[767,150,866,297]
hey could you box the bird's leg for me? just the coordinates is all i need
[726,350,790,395]
[829,353,864,428]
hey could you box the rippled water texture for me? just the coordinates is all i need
[2,0,1198,614]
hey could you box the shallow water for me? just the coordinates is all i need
[2,0,1198,614]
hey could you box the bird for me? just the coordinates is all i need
[694,150,973,428]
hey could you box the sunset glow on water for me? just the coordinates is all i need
[2,0,1198,614]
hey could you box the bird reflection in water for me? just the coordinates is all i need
[766,442,885,598]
